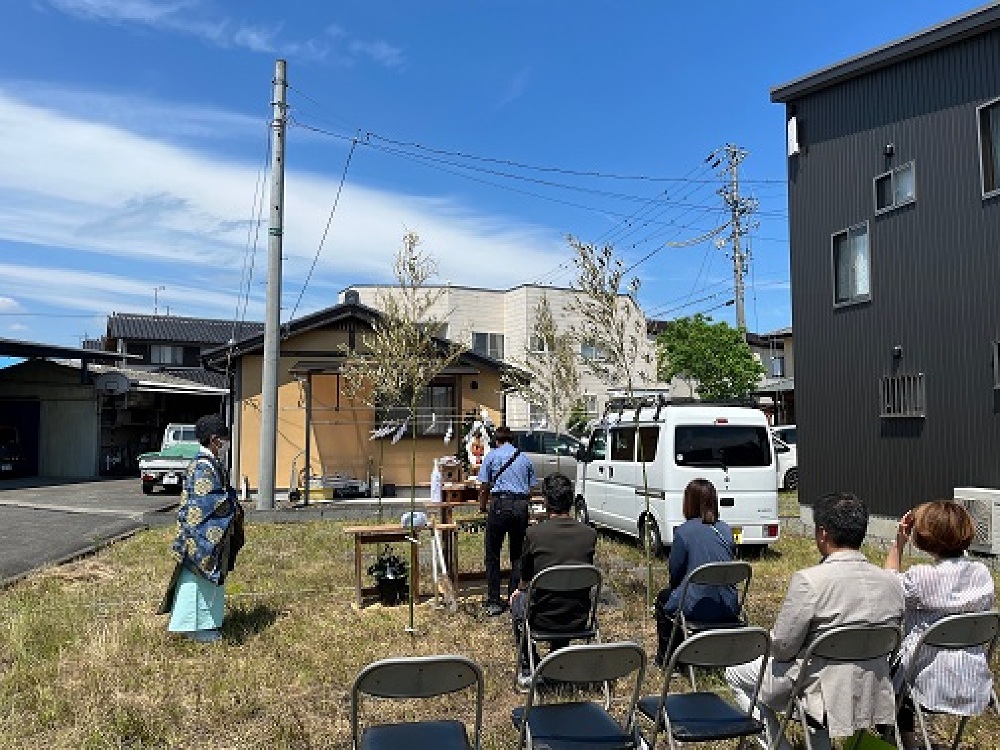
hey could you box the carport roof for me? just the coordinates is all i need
[0,336,127,363]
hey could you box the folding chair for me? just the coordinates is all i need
[521,563,602,678]
[769,623,903,750]
[897,610,1000,750]
[350,654,483,750]
[511,641,646,750]
[665,561,752,688]
[637,626,770,750]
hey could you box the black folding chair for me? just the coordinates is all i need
[520,563,602,677]
[769,623,903,750]
[351,654,483,750]
[512,641,646,750]
[638,626,770,749]
[897,610,1000,750]
[664,560,752,688]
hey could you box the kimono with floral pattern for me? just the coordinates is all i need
[170,447,242,585]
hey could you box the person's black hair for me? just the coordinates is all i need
[195,414,230,447]
[813,492,868,549]
[541,472,574,514]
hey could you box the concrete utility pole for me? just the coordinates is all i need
[715,144,758,331]
[258,59,287,511]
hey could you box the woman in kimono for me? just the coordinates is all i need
[160,414,244,642]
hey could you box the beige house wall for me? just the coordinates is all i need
[231,325,506,491]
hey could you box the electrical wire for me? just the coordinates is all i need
[288,134,360,322]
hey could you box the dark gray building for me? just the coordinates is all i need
[771,5,1000,518]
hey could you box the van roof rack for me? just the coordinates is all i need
[602,393,758,423]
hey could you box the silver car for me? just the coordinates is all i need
[509,430,581,481]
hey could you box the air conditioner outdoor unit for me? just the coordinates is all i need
[953,487,1000,556]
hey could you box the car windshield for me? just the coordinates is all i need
[674,425,772,468]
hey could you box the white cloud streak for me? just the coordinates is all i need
[0,89,566,329]
[43,0,405,68]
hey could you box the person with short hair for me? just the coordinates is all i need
[726,492,904,750]
[653,478,739,668]
[885,500,995,750]
[509,472,597,689]
[478,424,537,616]
[158,414,245,643]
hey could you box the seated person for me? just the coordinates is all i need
[509,472,598,690]
[726,492,904,750]
[653,478,739,668]
[884,500,996,750]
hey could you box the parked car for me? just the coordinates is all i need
[772,424,797,446]
[508,429,582,482]
[138,423,200,494]
[773,430,798,491]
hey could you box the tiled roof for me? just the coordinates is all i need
[107,313,263,345]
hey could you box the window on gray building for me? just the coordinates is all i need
[880,373,925,418]
[978,98,1000,197]
[832,222,870,306]
[472,332,504,359]
[993,342,1000,389]
[150,344,183,365]
[874,162,915,213]
[771,356,785,378]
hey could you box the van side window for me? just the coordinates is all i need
[637,426,659,462]
[674,425,772,467]
[610,427,636,461]
[588,431,607,460]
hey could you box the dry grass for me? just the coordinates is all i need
[0,514,997,749]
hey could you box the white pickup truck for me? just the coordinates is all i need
[139,423,200,495]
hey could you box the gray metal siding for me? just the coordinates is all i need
[786,30,1000,518]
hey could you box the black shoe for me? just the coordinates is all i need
[483,602,505,617]
[653,652,665,669]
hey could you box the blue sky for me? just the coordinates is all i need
[0,0,985,348]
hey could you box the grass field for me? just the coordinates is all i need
[0,511,997,749]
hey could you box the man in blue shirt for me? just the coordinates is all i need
[478,424,537,616]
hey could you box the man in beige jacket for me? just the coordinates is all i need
[727,492,904,750]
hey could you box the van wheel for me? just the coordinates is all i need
[573,496,590,526]
[784,468,798,491]
[641,516,663,557]
[141,481,154,495]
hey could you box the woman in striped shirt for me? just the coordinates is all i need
[885,500,995,750]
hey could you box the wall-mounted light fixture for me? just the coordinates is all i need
[884,143,895,157]
[892,345,903,359]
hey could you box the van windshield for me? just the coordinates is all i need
[674,425,772,468]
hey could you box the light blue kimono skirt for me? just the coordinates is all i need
[167,567,225,633]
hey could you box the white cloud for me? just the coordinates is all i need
[0,297,20,312]
[0,89,567,324]
[42,1,404,68]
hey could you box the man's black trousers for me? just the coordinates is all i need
[484,493,529,604]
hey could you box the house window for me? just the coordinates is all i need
[150,345,183,365]
[376,383,455,435]
[874,161,915,213]
[993,342,1000,389]
[832,222,871,306]
[771,356,785,378]
[880,373,925,418]
[583,394,598,417]
[978,98,1000,197]
[529,403,547,428]
[580,341,606,360]
[528,334,549,353]
[472,332,504,359]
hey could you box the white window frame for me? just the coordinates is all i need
[831,221,871,308]
[580,341,606,361]
[978,97,1000,199]
[873,161,916,214]
[471,332,504,360]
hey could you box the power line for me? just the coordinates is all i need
[288,134,360,322]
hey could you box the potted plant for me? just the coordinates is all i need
[367,545,409,606]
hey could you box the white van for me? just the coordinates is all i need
[574,401,780,554]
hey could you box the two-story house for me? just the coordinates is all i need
[771,5,1000,519]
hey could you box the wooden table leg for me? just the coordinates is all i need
[354,536,363,608]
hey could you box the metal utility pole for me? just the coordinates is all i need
[153,286,165,315]
[258,59,287,511]
[715,144,758,331]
